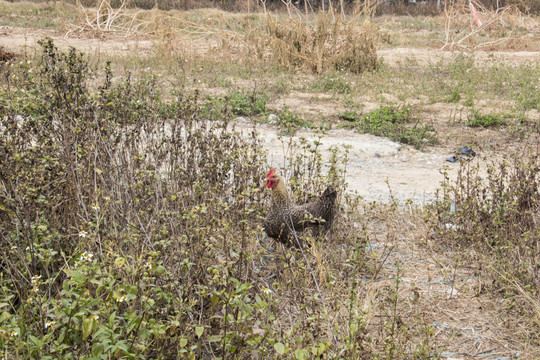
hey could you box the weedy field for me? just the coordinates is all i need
[0,0,539,359]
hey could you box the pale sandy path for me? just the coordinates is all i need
[236,120,459,203]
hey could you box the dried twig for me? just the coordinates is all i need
[440,0,530,50]
[65,0,148,39]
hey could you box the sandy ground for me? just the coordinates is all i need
[237,119,456,203]
[378,47,540,67]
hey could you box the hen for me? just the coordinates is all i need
[263,168,337,247]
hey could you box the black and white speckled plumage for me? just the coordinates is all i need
[263,171,337,247]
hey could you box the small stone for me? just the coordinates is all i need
[268,114,279,124]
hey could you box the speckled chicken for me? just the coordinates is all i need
[263,168,337,247]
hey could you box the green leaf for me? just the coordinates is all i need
[29,335,41,346]
[116,341,129,353]
[318,342,328,355]
[114,257,126,267]
[57,327,66,344]
[92,318,100,332]
[82,318,93,340]
[108,311,117,327]
[92,343,104,357]
[180,338,188,348]
[274,342,285,355]
[255,294,263,305]
[156,265,165,276]
[0,311,10,322]
[207,335,221,342]
[127,317,141,334]
[294,349,307,360]
[64,269,86,285]
[195,326,204,338]
[140,326,149,340]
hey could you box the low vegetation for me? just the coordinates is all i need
[466,109,507,128]
[1,0,539,358]
[0,39,444,359]
[434,156,540,343]
[339,105,437,150]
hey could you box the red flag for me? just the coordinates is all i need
[469,2,483,27]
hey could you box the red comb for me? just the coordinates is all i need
[266,168,276,178]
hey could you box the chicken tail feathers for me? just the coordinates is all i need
[322,186,337,203]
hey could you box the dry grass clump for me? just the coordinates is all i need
[248,11,379,74]
[0,46,18,62]
[64,1,379,73]
[433,153,540,346]
[441,0,538,50]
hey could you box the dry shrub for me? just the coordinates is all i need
[441,0,537,50]
[375,1,441,16]
[0,47,18,62]
[247,11,379,74]
[434,153,540,340]
[66,0,150,38]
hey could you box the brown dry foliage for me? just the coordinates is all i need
[0,46,17,62]
[441,0,538,50]
[246,13,379,74]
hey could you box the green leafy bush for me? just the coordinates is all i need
[466,109,507,128]
[340,105,437,150]
[313,75,351,94]
[275,106,310,129]
[227,91,268,116]
[200,90,268,120]
[0,38,270,358]
[1,38,408,359]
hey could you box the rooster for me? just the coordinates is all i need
[263,168,337,247]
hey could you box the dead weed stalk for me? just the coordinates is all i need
[66,0,149,38]
[441,0,537,50]
[249,1,379,74]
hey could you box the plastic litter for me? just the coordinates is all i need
[446,146,477,163]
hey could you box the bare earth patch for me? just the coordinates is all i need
[379,47,540,67]
[365,212,538,359]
